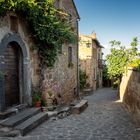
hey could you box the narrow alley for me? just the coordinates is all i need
[3,88,140,140]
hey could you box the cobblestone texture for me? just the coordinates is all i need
[1,88,140,140]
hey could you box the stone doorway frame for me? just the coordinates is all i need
[0,33,31,112]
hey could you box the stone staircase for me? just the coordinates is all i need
[0,100,88,137]
[0,107,48,136]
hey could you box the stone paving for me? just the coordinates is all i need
[1,88,140,140]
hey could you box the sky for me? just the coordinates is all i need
[74,0,140,58]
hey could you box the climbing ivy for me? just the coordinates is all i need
[0,0,77,67]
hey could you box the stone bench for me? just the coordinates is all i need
[72,100,88,114]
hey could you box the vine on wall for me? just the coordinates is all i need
[0,0,77,67]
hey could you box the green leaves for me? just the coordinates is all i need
[0,0,77,67]
[79,70,88,89]
[131,37,138,47]
[106,39,139,86]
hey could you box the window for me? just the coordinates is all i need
[68,47,73,67]
[10,16,18,32]
[86,41,91,48]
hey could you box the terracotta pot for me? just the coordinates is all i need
[35,101,41,107]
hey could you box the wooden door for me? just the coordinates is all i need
[4,43,20,107]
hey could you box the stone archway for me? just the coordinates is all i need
[0,33,31,112]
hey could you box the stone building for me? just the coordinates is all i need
[79,33,103,91]
[0,0,80,112]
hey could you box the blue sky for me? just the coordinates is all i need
[74,0,140,58]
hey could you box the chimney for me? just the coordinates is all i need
[91,32,96,39]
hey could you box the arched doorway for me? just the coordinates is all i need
[0,33,31,112]
[4,42,23,108]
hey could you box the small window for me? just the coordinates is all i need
[68,47,73,68]
[86,41,91,48]
[10,16,18,32]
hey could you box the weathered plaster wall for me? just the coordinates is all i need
[0,14,41,89]
[18,17,41,88]
[0,14,41,109]
[120,67,140,125]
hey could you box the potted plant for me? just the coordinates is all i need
[33,94,41,107]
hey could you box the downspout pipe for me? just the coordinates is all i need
[76,18,80,100]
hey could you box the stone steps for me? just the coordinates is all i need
[0,104,27,120]
[15,112,48,136]
[0,100,88,137]
[0,108,41,127]
[0,107,49,136]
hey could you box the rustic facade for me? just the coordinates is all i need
[79,33,103,91]
[0,0,79,112]
[120,67,140,125]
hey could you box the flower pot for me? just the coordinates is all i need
[35,101,41,107]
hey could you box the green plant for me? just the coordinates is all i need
[0,0,77,67]
[79,70,88,89]
[128,58,140,72]
[33,94,41,102]
[106,38,139,86]
[41,99,46,106]
[32,88,41,104]
[103,65,109,80]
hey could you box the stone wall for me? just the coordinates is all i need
[41,0,79,105]
[43,42,78,104]
[0,0,79,109]
[0,14,41,109]
[120,67,140,125]
[0,14,41,88]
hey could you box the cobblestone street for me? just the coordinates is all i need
[1,88,140,140]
